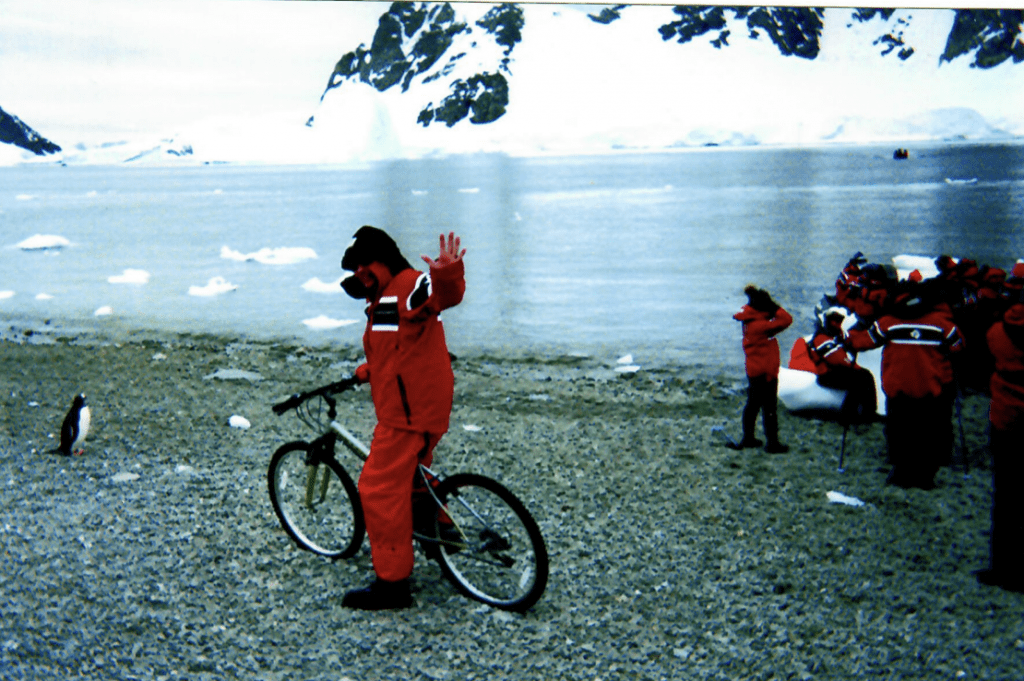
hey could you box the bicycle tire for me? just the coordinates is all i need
[432,473,549,611]
[267,441,365,559]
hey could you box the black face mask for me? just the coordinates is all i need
[340,272,370,299]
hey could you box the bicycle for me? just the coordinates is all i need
[267,377,549,612]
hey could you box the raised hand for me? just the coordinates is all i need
[421,232,466,269]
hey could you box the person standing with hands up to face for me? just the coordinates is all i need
[729,285,793,453]
[338,226,466,610]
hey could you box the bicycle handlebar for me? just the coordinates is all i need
[272,376,359,415]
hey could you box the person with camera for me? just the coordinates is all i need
[729,285,793,453]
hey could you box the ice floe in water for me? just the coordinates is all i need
[189,276,237,297]
[615,353,641,373]
[0,291,14,300]
[108,268,151,285]
[302,315,359,330]
[35,293,53,300]
[94,306,113,316]
[301,277,343,293]
[220,245,317,265]
[16,234,70,250]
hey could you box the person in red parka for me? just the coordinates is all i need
[338,226,466,610]
[846,279,965,489]
[729,285,793,453]
[809,309,877,425]
[975,301,1024,592]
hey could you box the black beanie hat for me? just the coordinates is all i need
[341,225,413,275]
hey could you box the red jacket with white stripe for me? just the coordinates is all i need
[354,259,465,433]
[847,305,964,399]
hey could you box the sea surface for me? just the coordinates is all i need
[2,142,1023,369]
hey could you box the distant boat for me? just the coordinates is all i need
[945,177,978,185]
[893,148,909,160]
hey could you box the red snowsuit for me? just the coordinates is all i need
[847,302,964,488]
[354,259,465,582]
[983,304,1024,584]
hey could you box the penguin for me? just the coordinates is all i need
[56,393,90,456]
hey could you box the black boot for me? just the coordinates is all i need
[726,436,763,450]
[342,578,413,610]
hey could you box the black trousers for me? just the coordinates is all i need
[817,365,877,424]
[884,391,954,488]
[742,375,780,444]
[989,427,1024,580]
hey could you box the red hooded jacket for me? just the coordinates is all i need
[987,304,1024,432]
[354,259,465,433]
[734,305,793,379]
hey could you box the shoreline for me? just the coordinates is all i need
[1,323,1019,680]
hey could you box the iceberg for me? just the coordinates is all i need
[301,276,343,293]
[16,234,70,250]
[220,245,317,265]
[108,268,151,285]
[302,315,358,330]
[188,276,237,297]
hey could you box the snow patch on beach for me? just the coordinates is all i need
[188,276,237,297]
[221,245,317,265]
[302,315,358,330]
[16,234,70,250]
[301,277,343,293]
[108,268,151,285]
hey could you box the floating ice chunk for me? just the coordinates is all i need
[228,415,251,429]
[617,354,633,364]
[458,187,480,194]
[94,306,113,316]
[302,315,358,330]
[412,189,428,196]
[0,291,13,300]
[188,276,237,297]
[220,245,317,265]
[301,277,343,293]
[203,368,263,381]
[108,268,151,285]
[111,472,140,482]
[615,365,641,373]
[16,234,70,250]
[16,194,35,201]
[826,491,865,507]
[35,293,53,300]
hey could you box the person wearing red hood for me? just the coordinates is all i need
[730,285,793,453]
[338,226,466,610]
[975,301,1024,592]
[846,279,965,489]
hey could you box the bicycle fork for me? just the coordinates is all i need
[303,434,337,509]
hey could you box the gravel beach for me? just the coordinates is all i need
[1,326,1021,681]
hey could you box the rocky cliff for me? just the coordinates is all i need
[0,106,61,156]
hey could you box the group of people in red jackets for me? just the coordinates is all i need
[731,251,1024,593]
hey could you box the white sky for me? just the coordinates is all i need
[1,1,1021,153]
[0,0,388,146]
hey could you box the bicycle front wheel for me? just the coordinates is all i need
[267,441,365,559]
[432,473,549,611]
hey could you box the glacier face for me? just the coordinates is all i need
[2,4,1021,166]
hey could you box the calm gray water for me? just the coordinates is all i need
[2,142,1023,368]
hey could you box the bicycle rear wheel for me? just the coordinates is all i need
[432,473,548,611]
[267,441,365,559]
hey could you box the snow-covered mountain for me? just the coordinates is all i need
[3,4,1022,166]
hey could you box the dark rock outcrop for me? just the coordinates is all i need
[0,107,61,155]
